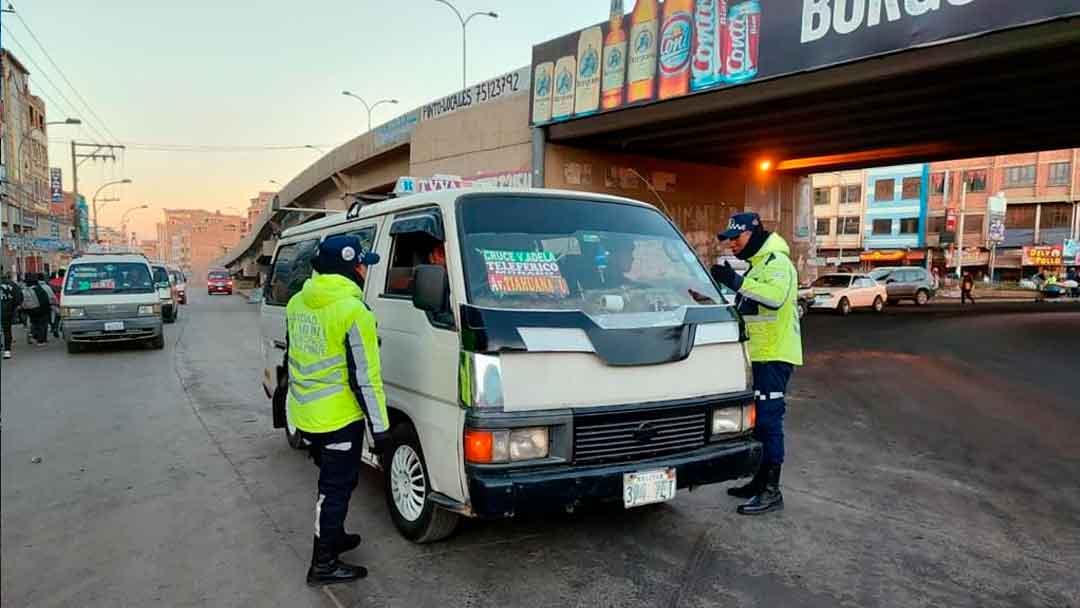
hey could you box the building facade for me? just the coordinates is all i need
[928,149,1079,279]
[2,49,64,276]
[243,191,276,238]
[160,209,244,280]
[810,170,864,269]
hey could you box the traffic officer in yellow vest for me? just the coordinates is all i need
[711,212,803,515]
[285,235,391,586]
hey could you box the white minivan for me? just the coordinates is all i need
[260,189,759,542]
[62,252,164,353]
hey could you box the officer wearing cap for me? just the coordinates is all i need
[711,212,803,515]
[284,235,391,585]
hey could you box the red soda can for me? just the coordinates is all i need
[723,0,759,84]
[691,0,727,91]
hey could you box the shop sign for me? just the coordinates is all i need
[50,168,63,203]
[859,250,905,262]
[1064,239,1079,266]
[529,0,1077,125]
[1022,244,1063,267]
[393,170,533,195]
[987,193,1006,244]
[373,110,419,149]
[946,248,989,267]
[420,68,530,122]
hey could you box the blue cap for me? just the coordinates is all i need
[717,212,762,240]
[313,235,380,276]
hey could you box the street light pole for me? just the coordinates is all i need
[91,178,132,242]
[340,93,399,132]
[119,204,149,247]
[433,0,498,89]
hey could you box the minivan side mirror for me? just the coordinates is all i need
[413,264,449,313]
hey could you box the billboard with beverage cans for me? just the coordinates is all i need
[530,0,1078,125]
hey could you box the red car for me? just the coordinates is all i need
[207,270,233,295]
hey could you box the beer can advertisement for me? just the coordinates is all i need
[529,0,1077,125]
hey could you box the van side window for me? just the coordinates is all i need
[383,212,454,330]
[341,226,377,256]
[267,238,319,306]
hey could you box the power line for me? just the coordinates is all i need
[1,25,110,144]
[49,139,339,152]
[12,12,122,144]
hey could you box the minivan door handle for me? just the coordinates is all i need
[273,339,287,350]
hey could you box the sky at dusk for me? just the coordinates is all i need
[3,1,607,239]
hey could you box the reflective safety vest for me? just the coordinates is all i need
[286,273,389,435]
[735,233,804,366]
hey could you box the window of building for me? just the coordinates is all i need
[1040,203,1072,229]
[839,185,861,205]
[872,219,892,235]
[963,169,987,193]
[1047,162,1071,186]
[899,217,919,234]
[1005,205,1036,229]
[813,187,830,205]
[927,216,946,233]
[964,214,984,234]
[930,172,946,195]
[815,218,831,236]
[266,238,319,306]
[1004,165,1036,187]
[839,217,860,235]
[874,179,895,202]
[901,177,921,200]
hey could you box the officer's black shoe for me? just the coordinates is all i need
[337,533,362,554]
[737,464,783,516]
[727,464,766,499]
[306,537,367,587]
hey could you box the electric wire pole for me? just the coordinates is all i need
[71,142,125,252]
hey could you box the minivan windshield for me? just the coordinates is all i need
[64,262,154,295]
[459,195,723,315]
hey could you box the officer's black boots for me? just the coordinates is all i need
[306,536,367,586]
[337,533,362,554]
[737,464,783,515]
[727,463,767,499]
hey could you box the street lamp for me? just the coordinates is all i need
[119,204,149,246]
[92,178,132,242]
[341,92,398,133]
[433,0,498,89]
[304,144,326,155]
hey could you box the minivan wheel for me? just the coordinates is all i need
[838,297,851,316]
[797,300,807,319]
[150,335,165,350]
[873,296,885,313]
[915,290,929,306]
[66,340,82,354]
[384,421,459,543]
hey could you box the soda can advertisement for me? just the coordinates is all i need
[723,0,760,84]
[691,0,727,91]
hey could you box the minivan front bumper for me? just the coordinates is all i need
[64,317,162,343]
[466,438,761,519]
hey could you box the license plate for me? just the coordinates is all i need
[623,468,676,508]
[104,321,124,332]
[814,296,827,304]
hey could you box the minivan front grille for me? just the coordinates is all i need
[573,405,707,465]
[83,303,142,320]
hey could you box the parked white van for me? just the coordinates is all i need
[62,252,164,353]
[260,189,760,542]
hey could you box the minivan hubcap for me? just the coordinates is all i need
[391,445,426,522]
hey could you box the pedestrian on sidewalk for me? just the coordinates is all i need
[28,274,57,345]
[48,269,65,338]
[961,273,975,305]
[1,272,24,359]
[712,212,803,516]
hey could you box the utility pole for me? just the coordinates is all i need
[71,142,125,252]
[956,180,968,280]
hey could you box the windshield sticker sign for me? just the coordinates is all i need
[482,250,570,297]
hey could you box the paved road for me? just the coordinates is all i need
[2,295,1078,607]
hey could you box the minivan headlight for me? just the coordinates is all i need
[138,304,160,315]
[711,403,756,438]
[62,307,85,319]
[464,427,549,463]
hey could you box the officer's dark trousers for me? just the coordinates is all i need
[752,362,794,465]
[302,421,364,545]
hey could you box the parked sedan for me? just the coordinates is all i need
[808,273,888,316]
[869,266,936,305]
